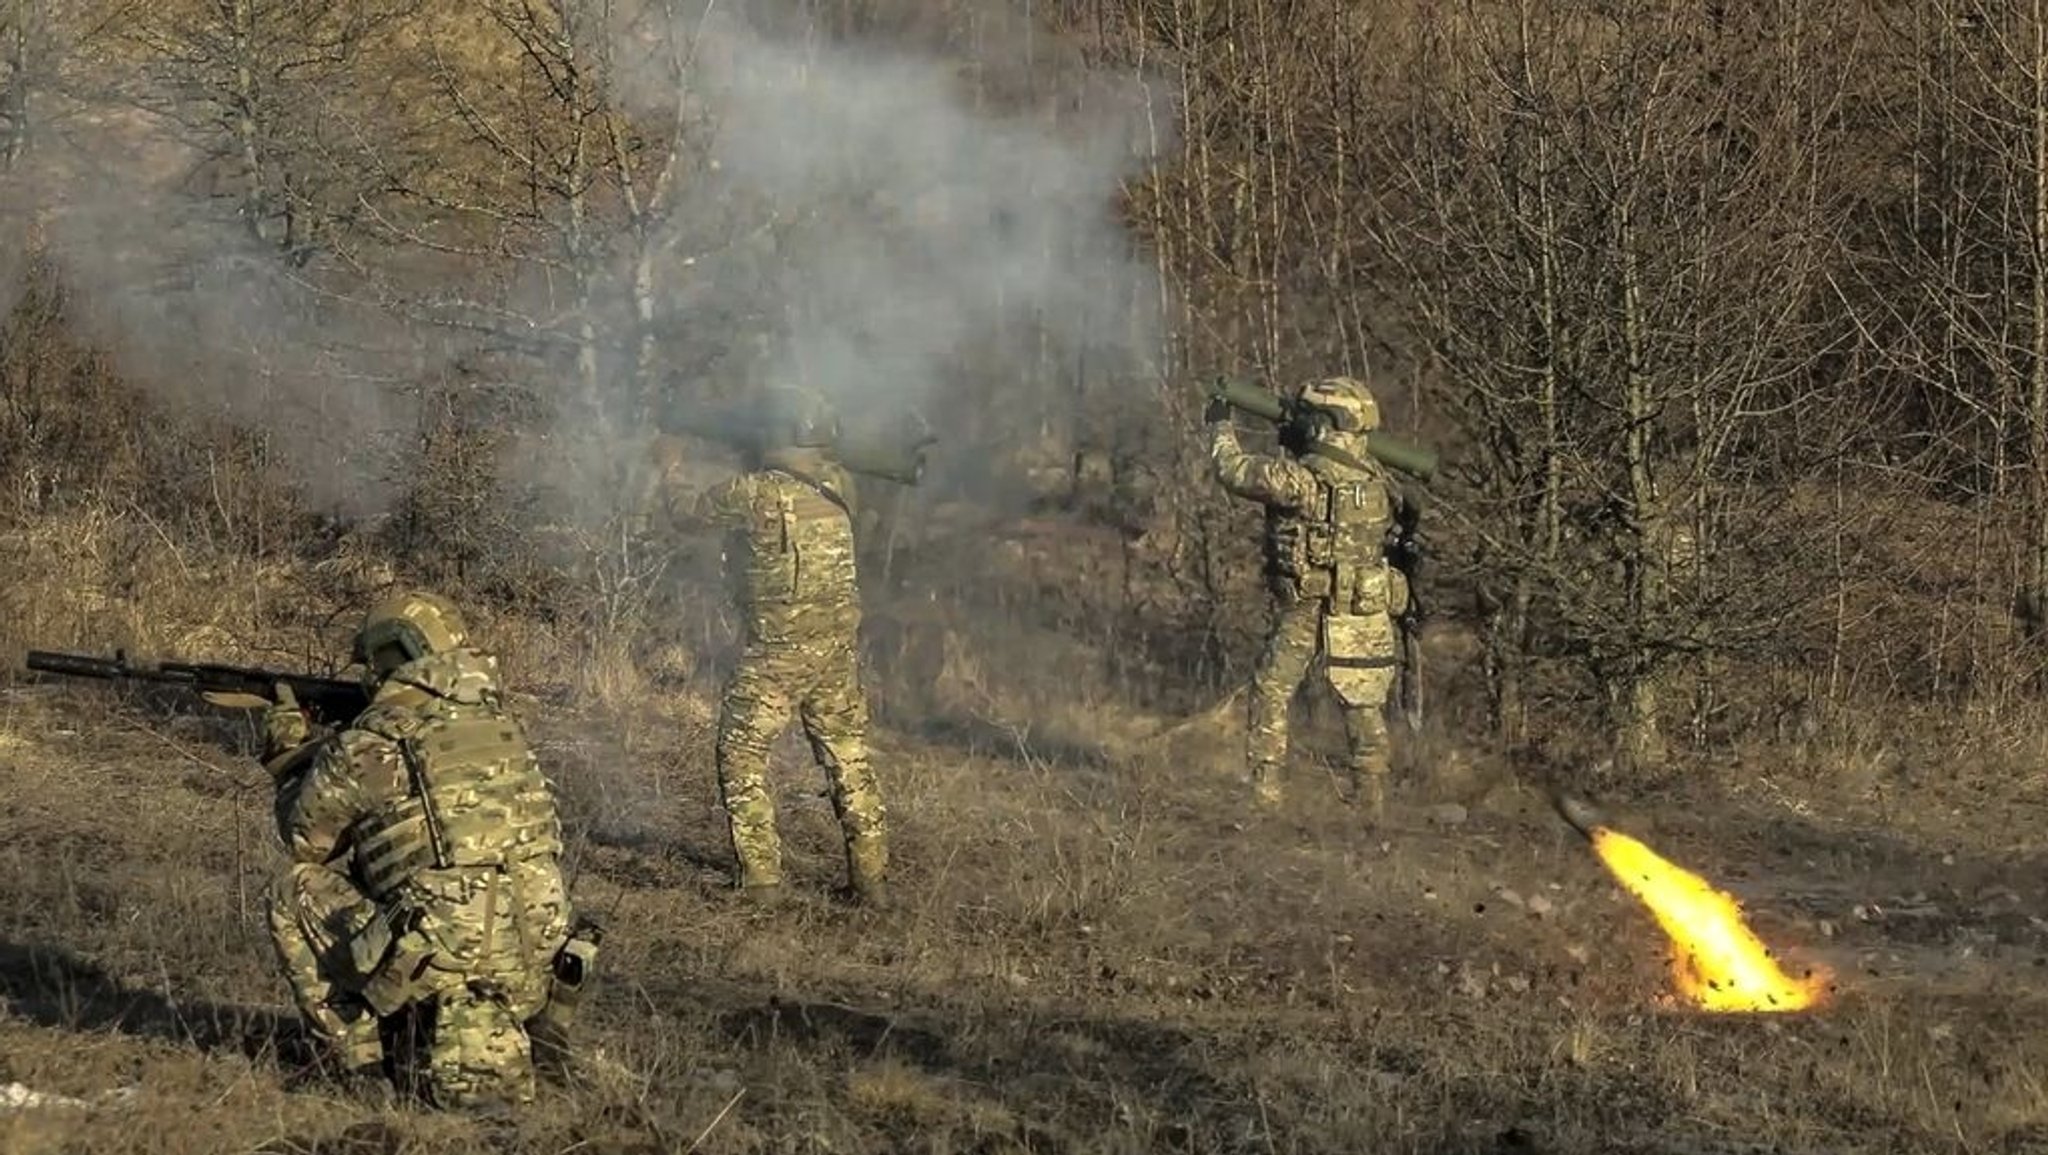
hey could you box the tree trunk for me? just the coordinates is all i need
[1617,201,1667,771]
[1517,4,1566,744]
[2,8,27,168]
[2026,0,2048,663]
[230,0,268,246]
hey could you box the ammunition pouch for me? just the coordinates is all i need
[1266,563,1332,605]
[1302,522,1337,569]
[1267,513,1338,602]
[352,907,444,1017]
[1383,528,1419,623]
[1387,566,1411,622]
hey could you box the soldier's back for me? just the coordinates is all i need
[724,467,861,647]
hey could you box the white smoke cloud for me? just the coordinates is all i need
[14,101,428,515]
[3,0,1169,527]
[614,0,1167,459]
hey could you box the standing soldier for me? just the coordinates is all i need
[261,591,598,1109]
[1206,376,1410,815]
[661,385,890,906]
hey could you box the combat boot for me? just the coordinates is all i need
[846,873,889,909]
[336,1061,398,1107]
[323,1020,395,1105]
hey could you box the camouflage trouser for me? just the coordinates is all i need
[267,859,567,1108]
[266,861,386,1072]
[716,638,888,892]
[1246,598,1397,805]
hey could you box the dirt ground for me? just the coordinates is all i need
[1,671,2045,1155]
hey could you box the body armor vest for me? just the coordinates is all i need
[347,670,564,900]
[1264,452,1395,609]
[726,464,860,646]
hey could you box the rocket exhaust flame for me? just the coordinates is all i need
[1552,793,1833,1013]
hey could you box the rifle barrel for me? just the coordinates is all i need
[25,650,167,681]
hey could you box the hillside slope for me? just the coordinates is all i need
[1,678,2044,1154]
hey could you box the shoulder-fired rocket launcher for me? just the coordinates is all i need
[658,399,936,486]
[1203,377,1440,482]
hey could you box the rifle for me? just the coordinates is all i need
[23,649,370,727]
[1201,377,1440,482]
[1384,497,1426,730]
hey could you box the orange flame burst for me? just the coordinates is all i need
[1589,826,1833,1012]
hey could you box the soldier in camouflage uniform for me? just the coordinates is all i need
[662,386,889,905]
[1207,377,1409,814]
[260,591,592,1109]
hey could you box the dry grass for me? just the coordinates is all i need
[0,483,2045,1154]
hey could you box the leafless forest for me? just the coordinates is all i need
[4,2,2048,1153]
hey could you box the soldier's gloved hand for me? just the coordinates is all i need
[1203,394,1232,425]
[262,682,311,759]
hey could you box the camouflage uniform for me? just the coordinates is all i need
[1207,377,1407,812]
[641,386,892,902]
[262,592,577,1109]
[697,430,890,904]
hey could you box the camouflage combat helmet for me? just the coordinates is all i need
[1298,376,1380,434]
[353,589,471,678]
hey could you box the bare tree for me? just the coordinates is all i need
[1362,0,1861,770]
[118,0,419,266]
[340,0,748,653]
[1843,2,2048,699]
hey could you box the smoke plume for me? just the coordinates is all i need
[12,101,429,515]
[605,0,1166,485]
[4,0,1167,526]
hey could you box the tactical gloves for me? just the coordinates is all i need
[262,682,313,762]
